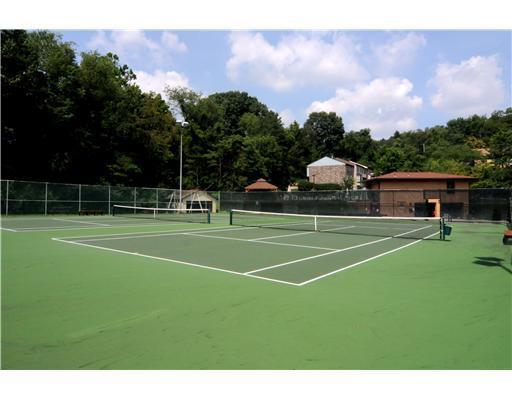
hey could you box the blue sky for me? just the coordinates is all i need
[57,30,511,139]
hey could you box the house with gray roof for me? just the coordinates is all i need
[306,156,371,189]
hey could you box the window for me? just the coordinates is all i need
[447,180,455,193]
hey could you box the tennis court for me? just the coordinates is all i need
[7,208,444,286]
[0,211,210,233]
[1,207,510,369]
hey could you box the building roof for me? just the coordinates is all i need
[244,178,278,190]
[307,156,369,169]
[181,189,216,201]
[367,172,477,181]
[307,156,343,167]
[334,158,369,169]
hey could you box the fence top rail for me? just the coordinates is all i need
[0,179,178,191]
[0,179,509,195]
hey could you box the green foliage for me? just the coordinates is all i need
[2,30,511,190]
[296,177,354,191]
[303,112,345,158]
[341,129,375,165]
[489,129,512,166]
[341,176,355,190]
[314,183,343,191]
[296,179,315,191]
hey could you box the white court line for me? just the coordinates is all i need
[297,231,440,286]
[183,232,338,251]
[11,221,211,233]
[250,225,355,241]
[244,225,433,275]
[64,226,259,242]
[54,224,240,240]
[0,227,18,232]
[51,237,300,287]
[250,230,319,241]
[52,218,112,227]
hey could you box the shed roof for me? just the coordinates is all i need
[181,189,216,201]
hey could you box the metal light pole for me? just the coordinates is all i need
[178,120,189,209]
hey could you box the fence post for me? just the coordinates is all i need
[393,190,396,217]
[78,184,81,213]
[45,182,48,215]
[108,185,111,214]
[5,180,9,216]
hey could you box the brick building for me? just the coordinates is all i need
[306,156,371,189]
[365,172,477,218]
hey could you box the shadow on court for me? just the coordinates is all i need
[473,257,512,274]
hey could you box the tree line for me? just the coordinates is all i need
[2,30,511,190]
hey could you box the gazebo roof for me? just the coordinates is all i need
[244,178,278,190]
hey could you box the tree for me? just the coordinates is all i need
[3,30,512,190]
[373,147,407,174]
[303,112,345,158]
[1,30,79,181]
[285,122,314,182]
[340,129,375,165]
[489,129,512,166]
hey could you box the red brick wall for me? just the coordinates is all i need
[367,179,472,217]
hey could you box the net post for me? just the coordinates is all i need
[45,182,48,215]
[440,217,445,240]
[229,210,233,225]
[156,188,159,208]
[207,211,211,224]
[78,184,81,213]
[5,180,9,216]
[133,188,136,212]
[108,186,111,214]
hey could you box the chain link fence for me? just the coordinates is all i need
[1,179,510,221]
[0,180,180,215]
[218,189,512,222]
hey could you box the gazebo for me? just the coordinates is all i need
[244,178,278,192]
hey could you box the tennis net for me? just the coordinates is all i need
[229,209,444,240]
[113,205,210,224]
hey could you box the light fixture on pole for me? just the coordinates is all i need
[178,120,189,209]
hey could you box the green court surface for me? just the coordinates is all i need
[1,213,511,369]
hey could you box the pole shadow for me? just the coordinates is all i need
[473,257,512,274]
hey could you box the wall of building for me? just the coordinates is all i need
[367,180,472,218]
[183,192,217,212]
[308,165,347,184]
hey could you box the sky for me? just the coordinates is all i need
[57,30,511,139]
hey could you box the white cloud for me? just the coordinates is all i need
[429,55,506,117]
[161,32,187,52]
[226,31,368,91]
[87,30,187,65]
[308,78,423,139]
[135,70,189,98]
[278,109,296,126]
[372,32,426,74]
